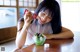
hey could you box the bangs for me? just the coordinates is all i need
[40,7,52,18]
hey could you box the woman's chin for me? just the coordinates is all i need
[38,21,44,25]
[38,22,43,25]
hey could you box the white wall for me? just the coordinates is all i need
[61,2,80,31]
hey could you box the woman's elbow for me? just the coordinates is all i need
[68,30,74,39]
[15,39,24,49]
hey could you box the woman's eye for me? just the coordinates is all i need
[41,13,46,16]
[43,13,45,15]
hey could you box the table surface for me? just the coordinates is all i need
[16,32,80,52]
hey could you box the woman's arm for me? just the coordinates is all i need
[44,27,74,39]
[15,20,27,49]
[15,10,33,49]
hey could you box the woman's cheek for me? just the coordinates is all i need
[46,18,52,23]
[38,12,42,17]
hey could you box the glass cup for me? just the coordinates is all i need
[33,33,46,46]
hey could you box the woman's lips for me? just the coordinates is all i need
[38,16,45,24]
[38,20,45,24]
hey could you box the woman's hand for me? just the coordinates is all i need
[24,10,32,21]
[43,33,53,39]
[23,10,33,29]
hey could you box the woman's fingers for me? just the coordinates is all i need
[23,10,33,29]
[25,16,32,23]
[24,10,32,21]
[27,11,32,17]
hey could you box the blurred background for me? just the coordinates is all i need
[0,0,80,52]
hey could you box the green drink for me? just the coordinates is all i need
[33,33,46,45]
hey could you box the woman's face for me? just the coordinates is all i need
[37,10,52,24]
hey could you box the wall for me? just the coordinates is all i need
[61,2,80,31]
[0,27,17,44]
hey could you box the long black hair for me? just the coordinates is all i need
[35,0,62,34]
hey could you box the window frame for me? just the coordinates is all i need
[0,0,39,21]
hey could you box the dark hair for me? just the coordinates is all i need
[18,17,24,22]
[39,7,53,18]
[35,0,54,16]
[35,0,62,34]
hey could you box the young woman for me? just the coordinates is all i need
[15,0,74,50]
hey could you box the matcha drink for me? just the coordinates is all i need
[33,33,46,45]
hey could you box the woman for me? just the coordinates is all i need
[15,0,74,50]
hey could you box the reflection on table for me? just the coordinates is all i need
[16,32,80,52]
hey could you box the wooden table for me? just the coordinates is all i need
[16,32,80,52]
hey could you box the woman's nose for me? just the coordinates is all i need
[41,17,47,22]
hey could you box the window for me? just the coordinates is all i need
[39,0,43,4]
[19,0,37,18]
[62,0,80,2]
[0,7,17,28]
[0,0,3,5]
[0,0,38,28]
[0,0,16,28]
[0,0,16,6]
[19,0,36,7]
